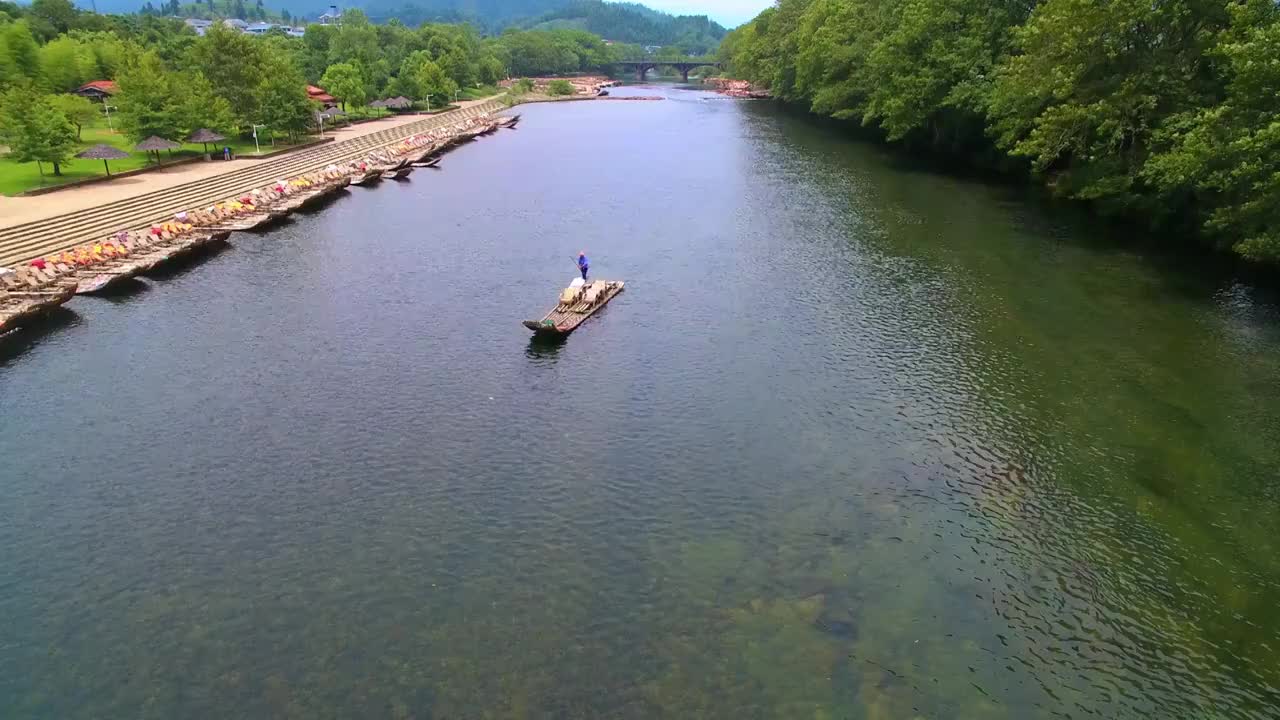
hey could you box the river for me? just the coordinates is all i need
[2,84,1279,719]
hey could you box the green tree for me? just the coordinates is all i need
[0,87,78,176]
[257,59,314,141]
[1,20,42,85]
[186,22,267,125]
[478,55,504,86]
[495,30,578,76]
[1144,0,1280,261]
[327,9,380,68]
[79,31,127,81]
[401,52,456,105]
[49,93,96,140]
[39,35,91,93]
[546,78,573,96]
[319,61,365,110]
[170,71,236,139]
[115,51,179,141]
[987,0,1228,209]
[29,0,76,35]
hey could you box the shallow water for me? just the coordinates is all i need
[3,85,1279,718]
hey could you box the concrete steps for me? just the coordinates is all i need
[0,101,502,267]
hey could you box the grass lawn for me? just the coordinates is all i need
[461,85,500,100]
[0,118,312,197]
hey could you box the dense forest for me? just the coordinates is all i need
[0,0,630,177]
[362,0,565,30]
[720,0,1280,264]
[525,1,724,55]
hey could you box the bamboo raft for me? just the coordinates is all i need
[523,279,625,336]
[73,230,233,294]
[383,167,412,180]
[412,157,441,168]
[210,211,272,231]
[0,283,74,334]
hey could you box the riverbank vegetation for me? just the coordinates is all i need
[719,0,1280,264]
[0,0,627,193]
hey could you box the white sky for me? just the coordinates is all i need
[639,0,772,28]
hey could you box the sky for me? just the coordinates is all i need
[638,0,771,27]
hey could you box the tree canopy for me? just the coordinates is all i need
[319,61,366,110]
[720,0,1280,264]
[0,85,78,175]
[0,0,631,180]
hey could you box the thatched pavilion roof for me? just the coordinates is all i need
[75,144,130,160]
[135,136,181,151]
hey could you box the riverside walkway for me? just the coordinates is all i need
[0,99,504,267]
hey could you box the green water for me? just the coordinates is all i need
[1,85,1278,718]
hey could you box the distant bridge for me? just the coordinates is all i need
[614,60,722,83]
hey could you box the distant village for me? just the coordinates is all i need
[182,3,344,38]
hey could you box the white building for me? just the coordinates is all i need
[318,5,342,24]
[184,17,213,35]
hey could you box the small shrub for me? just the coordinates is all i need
[546,79,574,96]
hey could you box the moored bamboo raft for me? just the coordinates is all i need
[382,167,412,180]
[74,263,142,294]
[0,286,74,334]
[209,211,272,231]
[350,169,382,186]
[523,279,625,336]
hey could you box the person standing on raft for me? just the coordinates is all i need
[577,252,589,281]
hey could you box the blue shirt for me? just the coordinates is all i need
[578,255,589,270]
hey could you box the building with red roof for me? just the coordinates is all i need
[75,80,118,101]
[307,85,337,107]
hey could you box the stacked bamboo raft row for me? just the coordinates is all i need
[0,100,507,269]
[0,110,518,336]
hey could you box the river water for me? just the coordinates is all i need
[2,84,1279,718]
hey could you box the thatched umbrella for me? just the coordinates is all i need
[76,144,130,176]
[369,99,387,108]
[136,135,181,164]
[319,107,347,119]
[187,128,225,155]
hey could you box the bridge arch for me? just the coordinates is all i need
[615,60,722,83]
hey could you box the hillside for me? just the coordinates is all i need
[526,1,723,54]
[361,0,565,28]
[75,0,726,48]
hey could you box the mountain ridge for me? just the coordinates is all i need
[73,0,726,44]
